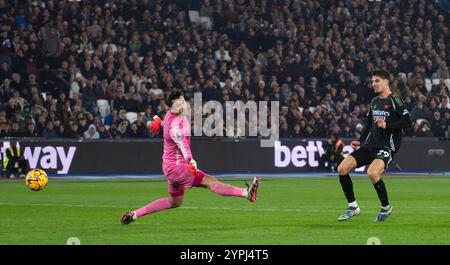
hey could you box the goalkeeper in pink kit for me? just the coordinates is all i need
[121,89,260,224]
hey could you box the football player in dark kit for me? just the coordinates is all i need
[337,70,411,222]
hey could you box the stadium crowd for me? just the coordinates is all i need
[0,0,449,140]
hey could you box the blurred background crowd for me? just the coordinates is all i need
[0,0,449,140]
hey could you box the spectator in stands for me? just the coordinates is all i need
[104,109,119,126]
[416,122,434,137]
[97,124,111,139]
[41,120,57,138]
[41,28,61,68]
[124,122,142,138]
[430,111,447,137]
[411,102,433,121]
[23,122,38,137]
[67,121,82,139]
[444,110,450,137]
[108,123,121,139]
[84,124,100,140]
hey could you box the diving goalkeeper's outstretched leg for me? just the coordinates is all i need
[120,167,260,224]
[200,173,260,202]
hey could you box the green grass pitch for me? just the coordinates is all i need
[0,176,449,245]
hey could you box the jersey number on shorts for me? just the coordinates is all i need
[377,150,390,158]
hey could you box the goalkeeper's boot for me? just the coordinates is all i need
[120,212,135,225]
[245,176,260,202]
[338,206,360,221]
[374,205,393,222]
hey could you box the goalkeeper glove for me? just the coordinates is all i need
[150,115,162,134]
[189,159,197,169]
[188,159,198,176]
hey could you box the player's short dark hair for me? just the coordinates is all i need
[371,70,391,81]
[166,88,184,107]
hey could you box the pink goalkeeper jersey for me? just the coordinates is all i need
[162,111,192,166]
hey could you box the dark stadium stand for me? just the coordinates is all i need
[0,0,449,139]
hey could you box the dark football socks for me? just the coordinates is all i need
[373,179,390,207]
[339,174,356,203]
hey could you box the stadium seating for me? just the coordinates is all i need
[0,0,447,139]
[188,10,201,24]
[97,99,111,119]
[432,79,441,86]
[444,79,450,93]
[126,112,138,124]
[425,79,432,92]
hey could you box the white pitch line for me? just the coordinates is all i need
[0,202,121,208]
[0,202,449,215]
[0,202,341,213]
[0,202,449,209]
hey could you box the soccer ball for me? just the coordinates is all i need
[25,169,48,191]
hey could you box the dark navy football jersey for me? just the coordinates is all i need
[358,94,412,152]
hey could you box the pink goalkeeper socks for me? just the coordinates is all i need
[133,182,245,219]
[210,181,245,197]
[134,198,172,218]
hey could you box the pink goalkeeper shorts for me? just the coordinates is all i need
[162,163,206,197]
